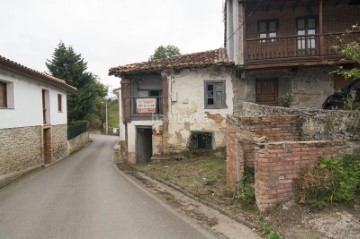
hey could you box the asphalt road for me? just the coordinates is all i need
[0,134,216,239]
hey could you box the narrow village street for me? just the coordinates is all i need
[0,134,216,239]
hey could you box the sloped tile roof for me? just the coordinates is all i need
[0,54,76,92]
[109,48,234,76]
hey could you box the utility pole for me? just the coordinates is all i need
[105,100,108,135]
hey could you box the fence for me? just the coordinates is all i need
[68,122,87,140]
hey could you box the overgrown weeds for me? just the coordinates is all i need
[295,151,360,209]
[233,166,257,210]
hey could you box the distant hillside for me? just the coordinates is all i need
[108,99,119,128]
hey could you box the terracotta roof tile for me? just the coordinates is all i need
[109,48,234,76]
[0,54,76,92]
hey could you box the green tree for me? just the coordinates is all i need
[333,24,360,79]
[149,45,181,61]
[46,42,107,124]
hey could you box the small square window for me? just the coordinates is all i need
[189,132,212,150]
[205,81,225,109]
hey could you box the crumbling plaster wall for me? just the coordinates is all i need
[165,66,234,152]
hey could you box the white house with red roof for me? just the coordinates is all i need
[109,48,235,163]
[0,54,76,181]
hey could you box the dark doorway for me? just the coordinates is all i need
[43,128,52,164]
[136,127,153,163]
[256,78,278,106]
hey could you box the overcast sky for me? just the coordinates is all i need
[0,0,225,94]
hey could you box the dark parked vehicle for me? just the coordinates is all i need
[322,79,360,109]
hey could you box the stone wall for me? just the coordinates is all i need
[236,102,360,143]
[255,141,347,211]
[232,67,335,109]
[67,131,89,155]
[52,124,68,162]
[0,126,42,175]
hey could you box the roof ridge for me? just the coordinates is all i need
[0,54,76,92]
[109,48,233,76]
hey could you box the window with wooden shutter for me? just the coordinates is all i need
[205,81,226,109]
[0,82,7,108]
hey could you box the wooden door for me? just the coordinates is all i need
[256,78,278,106]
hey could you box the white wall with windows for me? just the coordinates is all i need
[0,69,67,129]
[166,66,234,151]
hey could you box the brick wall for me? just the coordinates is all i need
[226,111,353,211]
[239,115,301,142]
[227,115,301,187]
[255,141,347,211]
[0,126,42,175]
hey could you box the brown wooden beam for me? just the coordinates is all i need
[293,0,300,11]
[266,1,272,11]
[280,0,287,11]
[319,0,325,55]
[307,0,315,12]
[334,0,343,6]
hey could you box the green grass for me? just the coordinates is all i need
[108,100,119,128]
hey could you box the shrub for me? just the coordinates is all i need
[278,93,293,107]
[233,166,256,209]
[296,153,360,208]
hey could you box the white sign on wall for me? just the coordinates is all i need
[136,98,156,114]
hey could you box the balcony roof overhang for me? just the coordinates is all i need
[243,0,359,12]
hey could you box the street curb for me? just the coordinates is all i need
[111,146,259,233]
[134,170,259,231]
[0,166,41,189]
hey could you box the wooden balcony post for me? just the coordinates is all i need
[319,0,325,56]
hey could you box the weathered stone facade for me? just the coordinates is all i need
[0,126,42,175]
[0,124,70,178]
[233,67,335,109]
[236,102,360,143]
[52,124,68,162]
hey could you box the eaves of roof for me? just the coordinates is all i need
[0,54,77,93]
[109,48,234,77]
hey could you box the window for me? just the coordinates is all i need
[0,82,7,108]
[297,16,317,49]
[57,94,62,112]
[205,81,225,109]
[258,19,278,42]
[189,132,212,150]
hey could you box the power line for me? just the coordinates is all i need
[221,0,264,48]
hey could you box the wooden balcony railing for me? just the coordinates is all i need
[245,31,360,62]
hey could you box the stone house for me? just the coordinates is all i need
[225,0,360,110]
[0,54,76,179]
[109,49,235,163]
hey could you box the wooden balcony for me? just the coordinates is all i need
[245,31,360,68]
